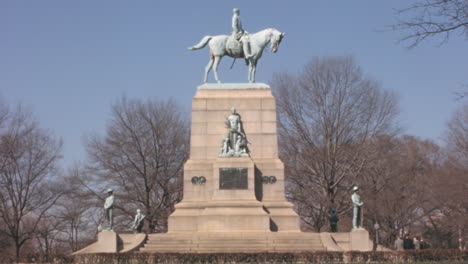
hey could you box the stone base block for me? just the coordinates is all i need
[199,204,269,232]
[73,231,118,254]
[350,229,373,251]
[73,232,146,254]
[168,204,203,232]
[326,229,376,251]
[263,200,300,232]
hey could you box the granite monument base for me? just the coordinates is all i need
[73,231,146,254]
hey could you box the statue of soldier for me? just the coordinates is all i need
[351,186,364,230]
[232,8,252,59]
[329,208,339,232]
[104,188,115,231]
[130,209,146,234]
[227,107,243,150]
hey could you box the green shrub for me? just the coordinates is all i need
[54,250,468,264]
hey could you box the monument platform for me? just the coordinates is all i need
[72,231,147,254]
[141,83,376,252]
[73,83,378,255]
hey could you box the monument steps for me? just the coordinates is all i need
[140,244,195,252]
[139,232,327,253]
[140,234,195,252]
[144,238,193,242]
[199,240,268,244]
[141,246,194,251]
[273,244,326,251]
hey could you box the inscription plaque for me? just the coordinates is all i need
[219,168,248,189]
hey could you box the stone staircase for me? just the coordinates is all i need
[139,232,326,253]
[196,233,269,253]
[140,233,196,252]
[271,232,325,252]
[118,233,147,253]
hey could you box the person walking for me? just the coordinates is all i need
[403,234,414,250]
[394,236,404,251]
[413,237,421,250]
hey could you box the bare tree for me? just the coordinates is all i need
[446,104,468,161]
[391,0,468,48]
[357,108,467,249]
[360,135,441,247]
[428,104,468,249]
[34,215,61,262]
[52,166,98,253]
[82,97,189,233]
[424,157,467,249]
[0,104,63,260]
[55,203,95,253]
[273,56,399,231]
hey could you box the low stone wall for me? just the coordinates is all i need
[49,250,468,264]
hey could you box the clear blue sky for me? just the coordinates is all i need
[2,1,467,167]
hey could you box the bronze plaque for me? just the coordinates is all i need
[219,168,248,189]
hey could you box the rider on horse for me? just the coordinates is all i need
[232,8,252,59]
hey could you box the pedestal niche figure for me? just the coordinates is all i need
[131,209,146,234]
[219,137,232,156]
[234,135,247,156]
[228,107,242,148]
[219,107,249,157]
[104,188,115,231]
[351,186,364,230]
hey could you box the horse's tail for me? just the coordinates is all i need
[187,36,212,50]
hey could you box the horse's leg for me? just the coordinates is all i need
[248,60,254,83]
[252,61,257,83]
[213,56,222,83]
[204,56,214,83]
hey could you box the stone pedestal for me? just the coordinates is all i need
[350,229,373,251]
[98,231,118,252]
[168,83,299,233]
[72,231,117,254]
[73,232,147,254]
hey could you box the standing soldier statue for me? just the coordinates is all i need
[351,186,364,230]
[104,188,115,231]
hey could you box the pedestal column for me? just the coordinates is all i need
[168,83,300,233]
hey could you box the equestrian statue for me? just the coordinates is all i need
[188,8,285,83]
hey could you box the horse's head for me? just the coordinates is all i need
[269,29,285,53]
